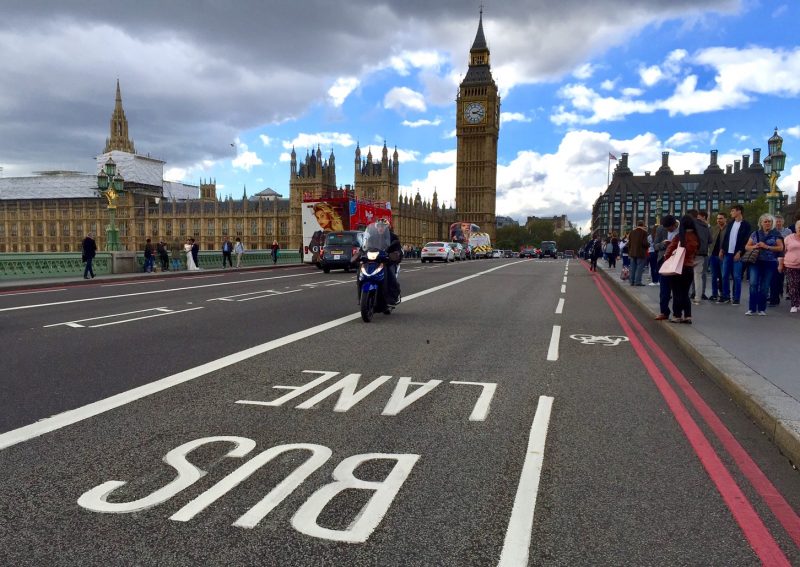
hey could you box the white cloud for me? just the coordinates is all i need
[710,127,725,145]
[500,112,531,124]
[164,167,188,182]
[383,87,426,112]
[282,132,356,149]
[386,50,446,76]
[328,77,360,107]
[444,129,457,139]
[573,63,596,80]
[402,118,442,127]
[423,150,456,165]
[279,152,291,162]
[232,149,263,171]
[394,148,420,163]
[259,134,272,146]
[785,126,800,138]
[600,79,617,91]
[665,132,700,147]
[621,87,643,97]
[639,65,664,87]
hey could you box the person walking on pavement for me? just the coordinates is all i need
[744,214,784,316]
[157,239,169,271]
[689,209,712,303]
[170,238,183,271]
[769,214,792,306]
[589,232,602,272]
[271,240,280,264]
[664,214,699,324]
[780,220,800,313]
[627,220,649,286]
[654,215,679,321]
[143,238,155,273]
[719,204,751,305]
[647,227,660,285]
[234,237,244,268]
[190,238,200,270]
[708,212,727,300]
[222,236,234,268]
[81,232,97,279]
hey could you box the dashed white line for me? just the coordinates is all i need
[547,325,561,361]
[498,395,554,567]
[560,284,566,294]
[562,276,567,283]
[555,298,564,314]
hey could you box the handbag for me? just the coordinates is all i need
[659,243,685,276]
[741,232,760,264]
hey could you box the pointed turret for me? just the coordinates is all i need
[104,79,136,153]
[471,8,488,52]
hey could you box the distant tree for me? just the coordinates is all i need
[496,224,529,250]
[525,219,556,246]
[555,229,583,251]
[716,195,768,227]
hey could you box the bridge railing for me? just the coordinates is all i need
[0,250,303,281]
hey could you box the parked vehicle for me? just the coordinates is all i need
[469,232,493,258]
[491,249,502,258]
[319,231,364,273]
[520,247,536,258]
[564,249,575,259]
[503,250,513,258]
[421,242,454,263]
[539,241,558,259]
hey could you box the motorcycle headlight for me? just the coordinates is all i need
[367,251,379,260]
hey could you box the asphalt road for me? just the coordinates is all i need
[0,258,798,566]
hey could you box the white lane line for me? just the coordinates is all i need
[498,395,554,567]
[546,325,560,361]
[0,272,325,313]
[555,298,564,314]
[238,289,302,302]
[562,276,567,283]
[0,288,67,296]
[90,307,205,328]
[102,280,165,287]
[560,284,566,293]
[44,307,171,327]
[0,261,522,451]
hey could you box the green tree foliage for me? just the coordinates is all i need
[715,195,768,227]
[496,220,557,250]
[555,230,583,251]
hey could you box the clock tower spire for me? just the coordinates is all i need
[455,9,499,242]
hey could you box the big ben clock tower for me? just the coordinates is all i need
[456,10,499,242]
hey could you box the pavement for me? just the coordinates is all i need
[596,260,800,469]
[2,259,798,469]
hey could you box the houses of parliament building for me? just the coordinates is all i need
[0,14,499,255]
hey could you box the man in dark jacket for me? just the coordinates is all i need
[144,238,155,273]
[82,232,97,279]
[719,204,751,304]
[654,215,679,320]
[627,220,649,286]
[689,209,712,302]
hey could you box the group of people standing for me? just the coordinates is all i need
[585,206,800,322]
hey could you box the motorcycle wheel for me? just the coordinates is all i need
[360,289,376,322]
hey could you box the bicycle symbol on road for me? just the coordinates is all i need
[569,334,629,347]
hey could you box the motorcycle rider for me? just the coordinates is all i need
[367,218,402,306]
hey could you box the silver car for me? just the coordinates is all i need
[449,242,466,261]
[421,242,454,263]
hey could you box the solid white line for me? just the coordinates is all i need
[43,307,168,327]
[0,261,521,451]
[498,395,554,567]
[546,325,560,361]
[560,284,566,294]
[90,307,205,328]
[101,280,165,287]
[0,272,324,313]
[238,289,303,302]
[555,298,564,314]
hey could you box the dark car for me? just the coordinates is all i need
[319,231,364,273]
[520,247,536,258]
[539,241,557,259]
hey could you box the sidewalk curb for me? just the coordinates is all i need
[599,267,800,469]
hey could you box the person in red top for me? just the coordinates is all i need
[664,214,699,323]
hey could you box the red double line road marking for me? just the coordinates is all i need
[584,261,794,565]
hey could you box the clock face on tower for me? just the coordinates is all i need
[464,102,486,124]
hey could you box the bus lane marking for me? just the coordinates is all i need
[0,262,519,451]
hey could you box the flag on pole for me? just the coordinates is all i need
[608,152,618,161]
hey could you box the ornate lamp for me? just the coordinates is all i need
[765,128,786,215]
[98,157,124,250]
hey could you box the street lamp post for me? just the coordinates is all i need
[97,158,124,251]
[655,195,663,225]
[765,127,786,217]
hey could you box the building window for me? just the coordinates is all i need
[165,221,172,237]
[250,220,258,236]
[279,220,288,236]
[137,223,145,237]
[37,244,44,252]
[180,221,187,236]
[266,220,273,234]
[64,244,71,252]
[36,223,44,237]
[63,223,70,237]
[235,221,243,236]
[209,220,216,236]
[90,222,97,234]
[75,223,83,236]
[192,221,200,237]
[221,221,228,236]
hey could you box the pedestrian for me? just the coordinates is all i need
[222,236,234,268]
[744,214,784,316]
[708,212,727,300]
[170,238,183,271]
[719,204,751,305]
[769,214,792,305]
[627,221,649,286]
[779,220,800,313]
[143,238,155,273]
[589,232,602,271]
[689,209,712,303]
[157,239,169,271]
[647,227,659,285]
[271,239,280,264]
[665,214,699,324]
[190,238,200,269]
[81,232,97,279]
[234,237,244,268]
[620,234,630,269]
[654,215,679,321]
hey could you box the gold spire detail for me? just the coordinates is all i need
[104,79,135,153]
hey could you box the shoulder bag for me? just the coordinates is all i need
[659,243,685,276]
[741,232,760,264]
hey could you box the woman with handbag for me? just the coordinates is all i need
[664,215,699,324]
[744,214,784,315]
[779,220,800,313]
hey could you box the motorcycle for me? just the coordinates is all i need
[357,222,399,323]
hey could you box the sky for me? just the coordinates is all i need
[1,0,799,231]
